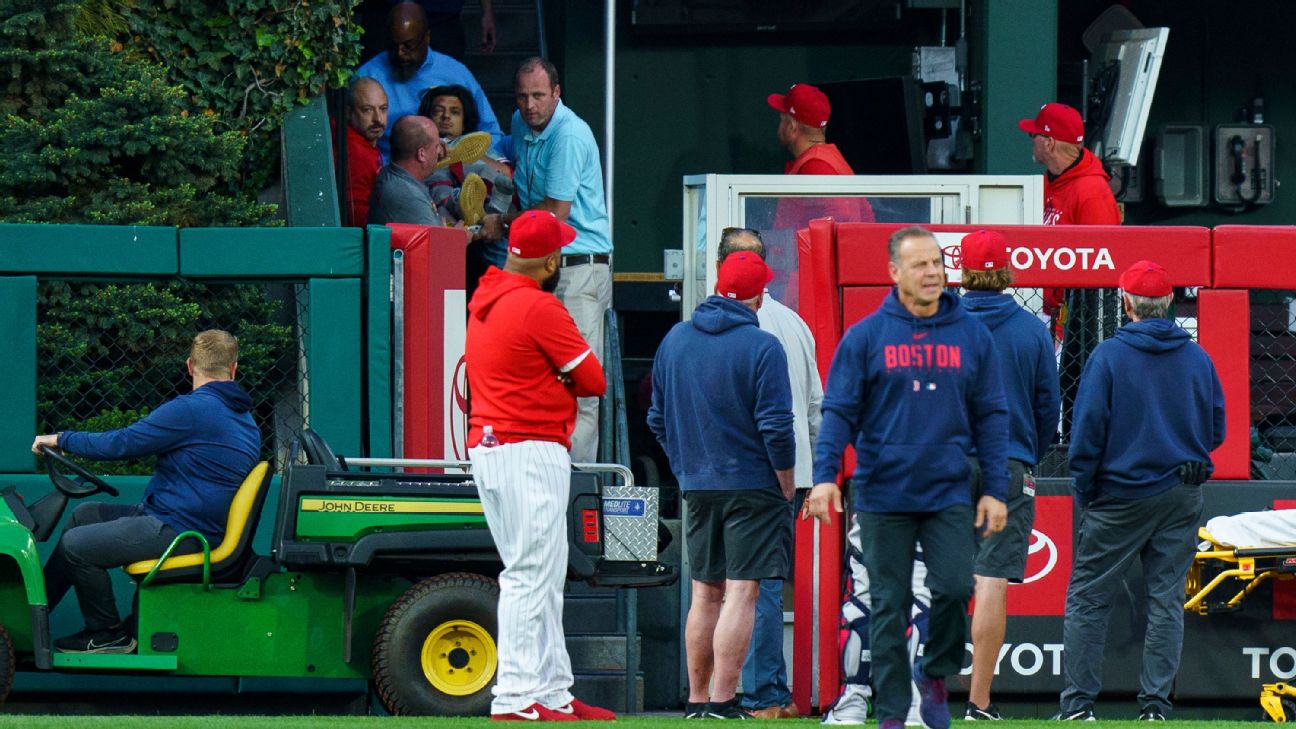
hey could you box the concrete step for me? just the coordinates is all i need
[571,671,644,713]
[563,593,619,633]
[566,634,639,672]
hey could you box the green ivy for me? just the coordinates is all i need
[123,0,362,193]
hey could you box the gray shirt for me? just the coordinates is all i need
[367,163,437,226]
[757,292,823,488]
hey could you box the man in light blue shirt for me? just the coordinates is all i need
[480,57,611,463]
[356,2,501,159]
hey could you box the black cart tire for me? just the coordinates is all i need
[0,624,12,707]
[372,572,500,716]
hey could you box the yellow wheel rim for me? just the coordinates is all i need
[420,620,497,696]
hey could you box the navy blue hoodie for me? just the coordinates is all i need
[813,289,1009,512]
[61,380,261,539]
[1069,318,1225,504]
[961,291,1061,465]
[648,295,795,491]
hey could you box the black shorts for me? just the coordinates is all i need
[683,487,792,582]
[970,458,1035,582]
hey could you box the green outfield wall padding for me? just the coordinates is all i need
[179,228,364,277]
[307,278,362,456]
[0,225,177,275]
[974,0,1056,175]
[0,277,36,473]
[365,226,393,459]
[282,95,342,228]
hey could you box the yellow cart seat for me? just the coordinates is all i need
[124,461,272,585]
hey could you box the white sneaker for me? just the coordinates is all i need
[821,685,871,725]
[905,685,922,727]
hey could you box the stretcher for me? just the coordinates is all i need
[1184,510,1296,615]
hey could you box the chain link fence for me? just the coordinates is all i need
[1250,291,1296,479]
[37,280,307,474]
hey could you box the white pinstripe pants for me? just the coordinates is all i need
[470,440,575,713]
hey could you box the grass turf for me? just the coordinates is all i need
[0,719,1268,728]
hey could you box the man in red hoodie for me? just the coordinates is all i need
[341,77,388,227]
[1019,103,1121,328]
[464,210,613,722]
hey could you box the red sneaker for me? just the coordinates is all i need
[554,698,617,721]
[492,703,579,722]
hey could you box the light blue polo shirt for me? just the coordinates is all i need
[356,50,502,159]
[511,101,612,255]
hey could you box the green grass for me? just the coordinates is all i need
[0,719,1270,728]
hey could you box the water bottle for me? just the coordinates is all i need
[480,425,499,448]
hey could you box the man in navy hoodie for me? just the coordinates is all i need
[1057,260,1224,722]
[806,226,1009,729]
[958,230,1061,721]
[32,329,260,653]
[648,251,796,720]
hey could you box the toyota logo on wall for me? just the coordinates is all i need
[1022,528,1059,584]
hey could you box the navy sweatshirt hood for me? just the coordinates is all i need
[1113,318,1192,354]
[648,295,796,492]
[691,293,759,334]
[204,379,254,413]
[813,288,1010,512]
[962,291,1060,465]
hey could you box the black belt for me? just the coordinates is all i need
[560,253,610,267]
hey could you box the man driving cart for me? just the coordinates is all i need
[31,329,260,654]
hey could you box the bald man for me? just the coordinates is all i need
[367,115,445,226]
[356,1,501,158]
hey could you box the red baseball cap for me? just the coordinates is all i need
[1017,102,1085,144]
[716,252,774,301]
[960,230,1009,270]
[507,210,576,259]
[767,84,831,128]
[1119,259,1172,297]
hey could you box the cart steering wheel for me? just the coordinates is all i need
[38,444,119,498]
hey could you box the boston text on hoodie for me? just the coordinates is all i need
[648,295,795,492]
[60,380,260,539]
[961,291,1061,465]
[1068,318,1225,505]
[813,289,1010,512]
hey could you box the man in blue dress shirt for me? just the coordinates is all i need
[356,2,501,159]
[480,57,612,463]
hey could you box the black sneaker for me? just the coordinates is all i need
[53,625,136,654]
[965,701,1002,720]
[706,697,753,719]
[1138,707,1166,721]
[684,702,708,719]
[1052,708,1096,721]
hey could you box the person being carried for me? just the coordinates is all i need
[32,330,260,654]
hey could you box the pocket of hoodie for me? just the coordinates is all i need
[866,443,970,490]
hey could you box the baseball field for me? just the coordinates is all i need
[0,718,1268,728]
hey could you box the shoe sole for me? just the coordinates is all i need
[438,131,493,170]
[460,174,488,226]
[57,638,137,654]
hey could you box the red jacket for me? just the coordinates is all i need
[775,143,876,227]
[465,267,605,449]
[340,125,383,227]
[1043,148,1121,225]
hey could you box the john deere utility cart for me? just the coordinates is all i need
[0,431,673,715]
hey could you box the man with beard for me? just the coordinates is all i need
[357,1,501,158]
[464,210,614,721]
[341,77,389,227]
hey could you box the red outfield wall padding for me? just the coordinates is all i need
[388,223,468,461]
[1213,225,1296,289]
[1197,289,1251,480]
[831,223,1213,288]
